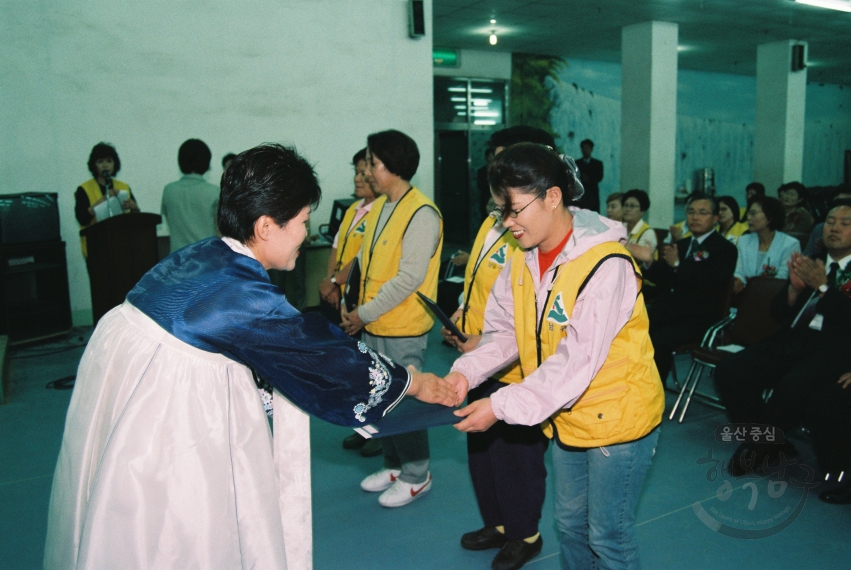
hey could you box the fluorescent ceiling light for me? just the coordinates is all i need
[474,120,497,125]
[794,0,851,12]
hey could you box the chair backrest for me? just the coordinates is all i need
[729,277,787,346]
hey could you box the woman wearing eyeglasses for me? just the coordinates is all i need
[622,188,657,266]
[447,143,664,570]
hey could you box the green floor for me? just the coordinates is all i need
[1,327,848,569]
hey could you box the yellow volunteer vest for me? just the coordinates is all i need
[510,241,664,447]
[359,187,443,337]
[79,178,131,258]
[462,214,522,384]
[335,200,370,296]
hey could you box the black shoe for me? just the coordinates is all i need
[342,433,367,450]
[360,439,383,457]
[461,527,507,551]
[819,483,851,504]
[491,536,543,570]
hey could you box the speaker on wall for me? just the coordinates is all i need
[791,44,806,72]
[409,0,425,38]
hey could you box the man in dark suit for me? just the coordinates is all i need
[645,193,738,384]
[716,200,851,476]
[574,139,603,213]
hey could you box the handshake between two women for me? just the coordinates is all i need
[406,367,497,434]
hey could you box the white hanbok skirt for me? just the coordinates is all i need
[44,303,312,569]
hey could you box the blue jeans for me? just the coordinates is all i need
[552,428,659,570]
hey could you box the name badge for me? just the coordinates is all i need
[808,314,824,331]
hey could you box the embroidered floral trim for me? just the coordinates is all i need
[352,342,394,423]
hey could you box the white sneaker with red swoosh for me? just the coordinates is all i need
[360,468,402,492]
[378,472,432,508]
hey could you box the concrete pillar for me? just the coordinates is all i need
[754,40,807,192]
[621,21,678,227]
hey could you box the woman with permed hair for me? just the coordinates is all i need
[74,142,140,257]
[447,143,663,569]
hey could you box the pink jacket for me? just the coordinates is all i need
[451,208,640,426]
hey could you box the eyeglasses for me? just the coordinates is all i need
[499,196,541,220]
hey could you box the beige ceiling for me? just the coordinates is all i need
[433,0,851,86]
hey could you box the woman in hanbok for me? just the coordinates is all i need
[44,143,455,570]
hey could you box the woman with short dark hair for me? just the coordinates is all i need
[448,143,663,570]
[621,188,657,265]
[74,142,140,257]
[733,195,801,292]
[45,143,454,570]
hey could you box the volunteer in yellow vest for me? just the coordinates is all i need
[340,129,444,508]
[448,143,664,570]
[440,126,555,570]
[74,142,140,258]
[324,148,382,458]
[318,148,377,319]
[622,188,657,268]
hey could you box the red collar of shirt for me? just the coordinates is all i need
[538,228,574,280]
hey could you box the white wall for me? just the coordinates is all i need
[0,0,434,323]
[434,49,512,80]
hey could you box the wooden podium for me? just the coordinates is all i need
[81,213,162,325]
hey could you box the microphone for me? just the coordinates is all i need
[101,170,112,186]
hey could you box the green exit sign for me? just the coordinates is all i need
[433,49,459,68]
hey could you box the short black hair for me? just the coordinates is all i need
[746,182,766,201]
[827,198,851,213]
[606,192,624,205]
[686,192,719,216]
[367,130,420,181]
[178,139,212,175]
[749,196,785,231]
[488,142,581,212]
[217,144,321,243]
[222,153,237,169]
[352,148,367,165]
[580,139,594,148]
[489,126,555,151]
[87,142,121,178]
[716,195,741,223]
[622,189,650,212]
[777,181,807,201]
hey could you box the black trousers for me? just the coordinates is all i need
[805,382,851,474]
[715,332,848,432]
[648,310,711,385]
[467,378,549,541]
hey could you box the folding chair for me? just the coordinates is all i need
[668,276,787,422]
[668,278,736,391]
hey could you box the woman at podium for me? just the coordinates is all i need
[74,142,140,257]
[45,143,455,570]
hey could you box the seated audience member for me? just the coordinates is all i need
[75,142,141,259]
[644,193,738,383]
[622,189,657,266]
[805,370,851,504]
[733,196,800,293]
[669,196,746,244]
[741,181,766,219]
[605,192,624,222]
[161,139,220,253]
[716,196,748,245]
[804,188,851,257]
[716,200,851,476]
[778,181,814,234]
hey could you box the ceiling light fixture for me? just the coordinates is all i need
[489,31,498,45]
[793,0,851,12]
[490,18,497,24]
